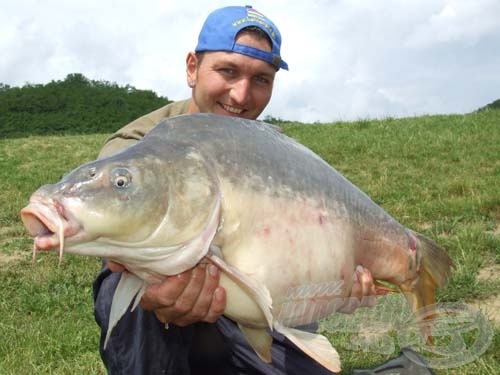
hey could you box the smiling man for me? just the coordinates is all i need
[186,14,282,119]
[93,5,396,375]
[98,6,286,158]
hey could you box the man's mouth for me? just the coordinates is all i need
[220,103,245,115]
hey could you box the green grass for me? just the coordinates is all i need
[1,111,499,374]
[0,134,108,374]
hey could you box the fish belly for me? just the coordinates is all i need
[216,186,357,328]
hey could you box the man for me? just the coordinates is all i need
[94,5,433,375]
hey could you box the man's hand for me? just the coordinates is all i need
[107,261,226,326]
[337,265,377,314]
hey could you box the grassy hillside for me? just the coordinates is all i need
[0,109,498,374]
[477,98,500,112]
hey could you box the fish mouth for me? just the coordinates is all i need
[20,200,81,263]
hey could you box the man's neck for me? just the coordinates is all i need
[187,99,200,114]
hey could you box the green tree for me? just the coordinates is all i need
[0,74,171,137]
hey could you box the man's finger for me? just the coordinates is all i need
[182,264,223,322]
[106,260,125,273]
[141,271,191,310]
[357,266,377,307]
[202,286,226,323]
[171,265,207,316]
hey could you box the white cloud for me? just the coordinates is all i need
[405,0,500,48]
[1,0,499,122]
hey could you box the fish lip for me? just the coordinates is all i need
[20,200,81,250]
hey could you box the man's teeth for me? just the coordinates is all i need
[222,104,243,114]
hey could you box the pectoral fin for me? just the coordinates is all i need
[207,247,273,328]
[105,272,145,349]
[274,324,341,373]
[238,324,273,363]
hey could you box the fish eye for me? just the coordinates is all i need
[114,176,129,188]
[88,167,97,178]
[111,168,132,189]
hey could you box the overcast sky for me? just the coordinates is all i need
[1,0,499,122]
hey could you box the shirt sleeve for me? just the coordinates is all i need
[98,99,191,159]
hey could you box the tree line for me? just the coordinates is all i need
[0,73,171,138]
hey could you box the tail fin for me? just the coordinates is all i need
[400,230,454,343]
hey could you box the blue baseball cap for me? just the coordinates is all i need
[195,5,288,71]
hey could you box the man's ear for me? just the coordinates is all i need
[186,52,198,87]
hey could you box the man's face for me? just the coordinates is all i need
[187,33,277,120]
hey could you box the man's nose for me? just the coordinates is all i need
[230,78,251,105]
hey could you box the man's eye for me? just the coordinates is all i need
[219,68,236,76]
[254,76,270,85]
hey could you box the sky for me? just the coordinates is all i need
[1,0,499,123]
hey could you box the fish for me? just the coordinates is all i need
[20,113,453,372]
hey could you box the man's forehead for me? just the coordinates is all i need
[206,51,277,75]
